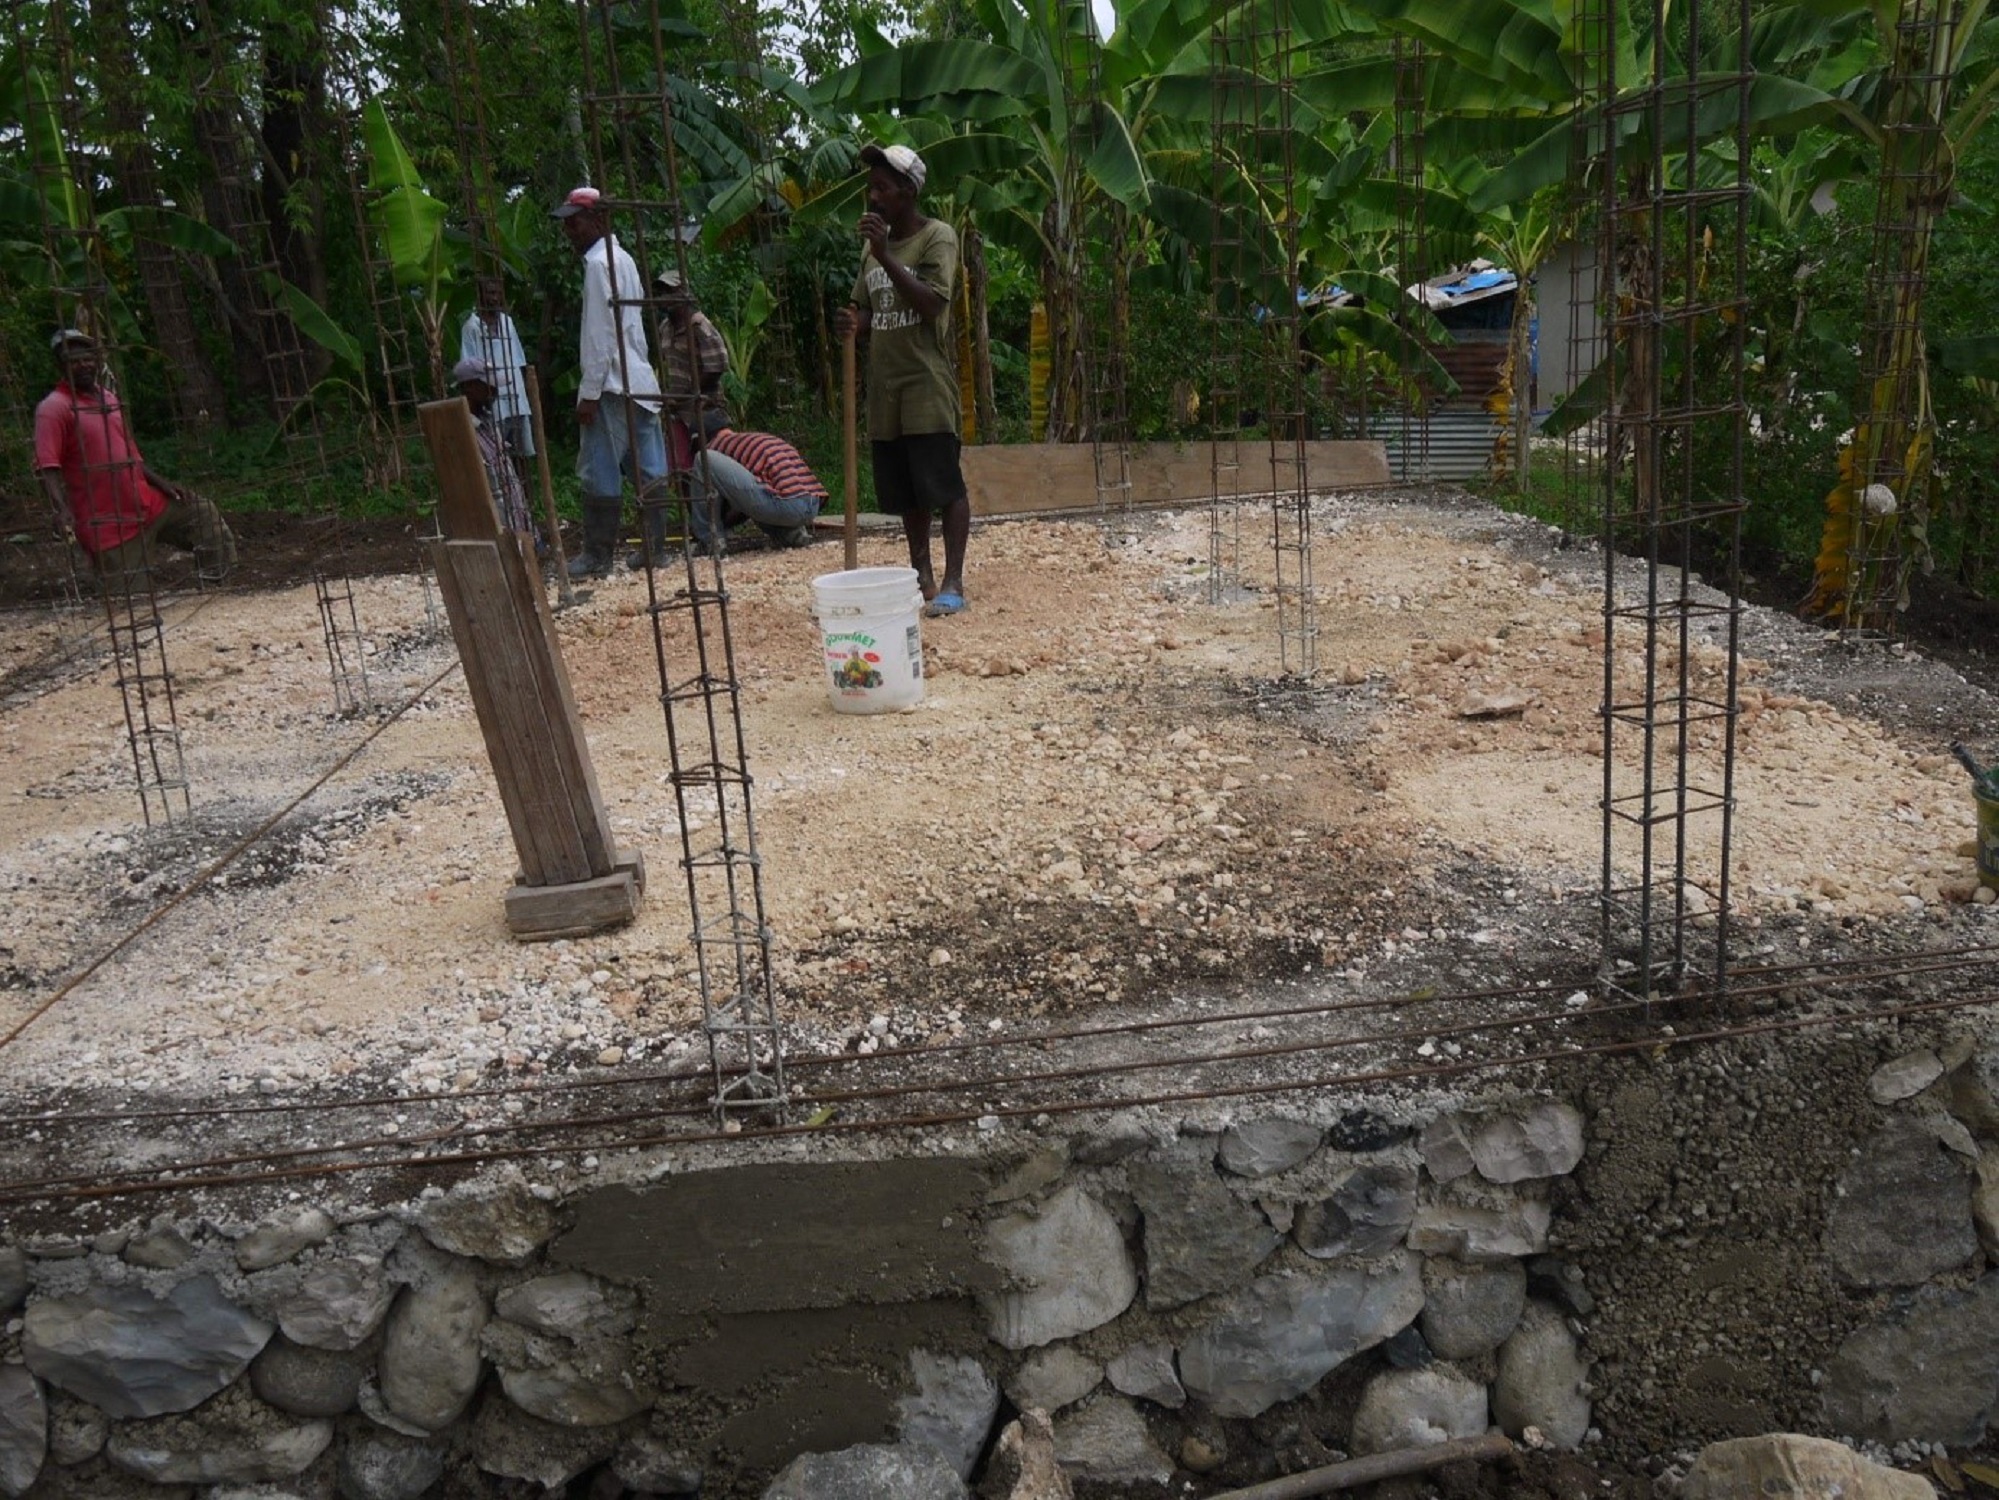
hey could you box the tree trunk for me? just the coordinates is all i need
[1510,281,1533,492]
[964,223,997,442]
[93,0,228,431]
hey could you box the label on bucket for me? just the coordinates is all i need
[826,628,886,695]
[907,623,923,680]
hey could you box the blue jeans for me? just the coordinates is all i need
[686,450,819,546]
[576,394,669,503]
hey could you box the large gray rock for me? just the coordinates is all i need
[336,1429,444,1500]
[1179,1253,1426,1418]
[611,1434,703,1494]
[121,1229,195,1271]
[1406,1191,1551,1262]
[1493,1301,1589,1450]
[1217,1119,1323,1179]
[467,1392,623,1488]
[1418,1116,1477,1183]
[105,1399,333,1485]
[481,1304,652,1429]
[1468,1103,1585,1184]
[1005,1349,1099,1416]
[1129,1156,1281,1310]
[0,1248,26,1314]
[1679,1435,1937,1500]
[1826,1119,1977,1287]
[899,1351,1000,1481]
[493,1271,636,1340]
[984,1186,1137,1349]
[415,1167,555,1266]
[248,1336,364,1418]
[1349,1365,1488,1456]
[0,1365,47,1498]
[1419,1257,1526,1360]
[23,1276,272,1419]
[1106,1343,1184,1410]
[980,1409,1073,1500]
[270,1258,395,1351]
[1948,1043,1999,1135]
[1870,1050,1945,1105]
[1051,1397,1171,1486]
[377,1254,487,1431]
[234,1209,336,1272]
[762,1442,968,1499]
[1822,1273,1999,1446]
[1293,1165,1417,1260]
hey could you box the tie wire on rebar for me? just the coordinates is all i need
[5,974,1993,1207]
[573,0,788,1124]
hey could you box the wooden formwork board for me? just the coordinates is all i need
[961,440,1391,518]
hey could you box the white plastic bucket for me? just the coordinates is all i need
[812,566,924,714]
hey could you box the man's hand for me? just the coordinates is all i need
[577,397,599,428]
[858,212,892,260]
[833,305,864,340]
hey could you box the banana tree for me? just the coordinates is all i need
[1802,0,1999,627]
[360,98,460,400]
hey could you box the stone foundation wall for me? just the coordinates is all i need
[1,1040,1994,1498]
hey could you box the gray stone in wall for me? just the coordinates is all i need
[18,1458,194,1500]
[415,1166,555,1266]
[1293,1164,1417,1260]
[23,1276,272,1419]
[205,1484,331,1500]
[1418,1116,1477,1184]
[270,1257,396,1352]
[46,1391,107,1466]
[494,1271,636,1341]
[1070,1114,1160,1166]
[0,1365,47,1498]
[1006,1348,1100,1416]
[1129,1156,1281,1310]
[105,1400,333,1485]
[248,1335,364,1418]
[1826,1119,1977,1288]
[1382,1325,1433,1369]
[1349,1364,1488,1456]
[336,1429,445,1500]
[468,1391,625,1488]
[122,1229,196,1271]
[1419,1257,1526,1360]
[981,1409,1073,1500]
[989,1148,1072,1206]
[1178,1253,1426,1419]
[1468,1103,1586,1184]
[235,1209,337,1272]
[1822,1272,1999,1447]
[1051,1396,1172,1486]
[898,1350,1000,1481]
[377,1254,487,1431]
[495,1347,653,1428]
[0,1248,26,1314]
[353,1380,430,1440]
[1975,1151,1999,1260]
[1406,1192,1551,1262]
[1948,1042,1999,1135]
[1216,1119,1323,1179]
[1493,1300,1590,1451]
[763,1442,969,1500]
[1105,1343,1184,1410]
[984,1186,1137,1350]
[1869,1049,1945,1105]
[611,1433,703,1495]
[1328,1109,1408,1153]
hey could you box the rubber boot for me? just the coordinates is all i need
[569,496,619,579]
[626,496,672,571]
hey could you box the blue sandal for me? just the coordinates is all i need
[924,588,967,618]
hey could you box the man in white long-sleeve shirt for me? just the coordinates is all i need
[458,277,535,466]
[553,185,670,577]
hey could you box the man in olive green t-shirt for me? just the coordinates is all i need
[834,143,970,616]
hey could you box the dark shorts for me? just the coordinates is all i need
[871,432,967,517]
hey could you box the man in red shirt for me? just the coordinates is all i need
[35,329,236,588]
[689,425,827,553]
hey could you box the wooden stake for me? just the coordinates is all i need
[842,322,859,573]
[523,366,575,607]
[1204,1433,1513,1500]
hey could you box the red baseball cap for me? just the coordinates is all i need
[552,186,604,219]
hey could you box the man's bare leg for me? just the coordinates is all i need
[903,509,936,599]
[938,494,969,599]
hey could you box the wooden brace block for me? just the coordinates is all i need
[505,868,643,942]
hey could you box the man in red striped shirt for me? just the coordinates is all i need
[687,426,827,553]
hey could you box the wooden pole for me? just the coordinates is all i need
[842,322,859,572]
[1205,1434,1513,1500]
[523,366,575,606]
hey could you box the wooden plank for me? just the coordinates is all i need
[419,398,501,542]
[505,868,642,940]
[438,540,595,886]
[963,440,1391,518]
[495,524,621,873]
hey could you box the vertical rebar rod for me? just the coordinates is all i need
[574,0,787,1124]
[1206,0,1249,603]
[1389,39,1430,485]
[1262,0,1315,675]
